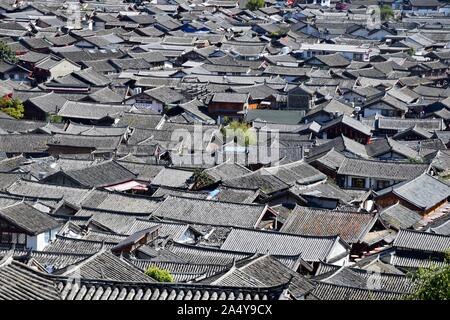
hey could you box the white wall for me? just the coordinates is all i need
[343,92,365,105]
[368,30,392,41]
[26,227,59,251]
[439,7,450,16]
[363,108,382,118]
[26,233,45,251]
[327,240,349,266]
[177,229,197,244]
[378,152,406,160]
[125,98,164,113]
[134,101,164,113]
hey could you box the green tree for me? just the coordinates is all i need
[270,28,288,37]
[406,48,416,56]
[407,157,424,164]
[408,250,450,300]
[222,116,231,125]
[228,121,257,146]
[48,114,63,123]
[380,5,394,21]
[0,97,24,119]
[246,0,264,11]
[145,266,174,282]
[192,168,215,189]
[0,41,17,63]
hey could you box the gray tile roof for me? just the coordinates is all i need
[365,137,419,159]
[44,236,118,255]
[57,101,131,120]
[0,118,47,133]
[48,134,123,151]
[377,173,450,211]
[306,148,346,171]
[150,168,194,188]
[263,160,327,186]
[391,124,434,141]
[387,250,449,269]
[314,263,415,293]
[7,180,92,207]
[379,203,423,230]
[1,256,290,300]
[117,161,164,182]
[200,254,315,298]
[160,242,301,270]
[0,249,91,271]
[307,282,405,300]
[307,135,369,159]
[0,155,29,173]
[223,169,290,195]
[291,180,353,203]
[52,276,287,300]
[0,134,51,153]
[80,190,162,214]
[220,227,349,263]
[0,259,62,300]
[320,115,372,137]
[152,185,258,204]
[214,187,259,203]
[424,214,450,236]
[73,68,112,87]
[393,229,450,254]
[88,87,124,104]
[142,86,185,104]
[245,109,305,125]
[337,157,429,180]
[49,160,137,188]
[152,196,267,228]
[77,213,190,242]
[203,161,251,183]
[306,99,354,118]
[280,206,377,243]
[377,117,445,132]
[0,173,25,190]
[64,122,128,137]
[211,92,248,103]
[27,92,67,114]
[61,250,154,283]
[117,112,164,129]
[130,260,228,283]
[0,202,60,235]
[307,53,350,68]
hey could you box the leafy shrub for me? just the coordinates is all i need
[0,97,24,119]
[380,5,394,21]
[49,114,63,123]
[407,250,450,300]
[145,266,174,282]
[192,168,215,189]
[246,0,264,11]
[0,41,17,63]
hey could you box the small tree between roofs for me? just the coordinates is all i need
[224,121,257,147]
[407,250,450,300]
[49,114,63,123]
[192,168,214,190]
[380,5,394,21]
[0,97,24,119]
[246,0,265,11]
[0,41,17,63]
[145,266,174,283]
